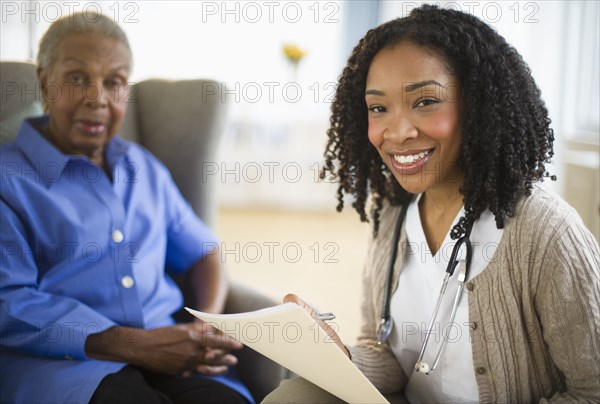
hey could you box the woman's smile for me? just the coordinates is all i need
[389,148,434,175]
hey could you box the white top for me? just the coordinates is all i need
[388,195,504,403]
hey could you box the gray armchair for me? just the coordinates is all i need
[0,61,286,402]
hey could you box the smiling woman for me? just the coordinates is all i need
[365,42,464,254]
[263,4,600,404]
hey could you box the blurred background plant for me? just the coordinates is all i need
[282,43,306,82]
[282,44,307,66]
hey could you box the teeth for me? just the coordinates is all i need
[394,150,430,164]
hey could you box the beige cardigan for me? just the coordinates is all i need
[348,185,600,403]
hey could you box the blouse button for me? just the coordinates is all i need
[121,275,134,289]
[469,322,478,331]
[466,282,474,291]
[475,367,486,375]
[112,230,124,243]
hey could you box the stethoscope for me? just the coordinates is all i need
[376,199,474,375]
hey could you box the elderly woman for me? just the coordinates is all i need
[0,12,252,404]
[263,5,600,404]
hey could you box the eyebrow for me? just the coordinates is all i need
[62,56,130,73]
[365,89,385,96]
[405,80,443,92]
[365,80,444,96]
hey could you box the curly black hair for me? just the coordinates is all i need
[322,4,555,237]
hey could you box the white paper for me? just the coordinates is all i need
[186,303,389,403]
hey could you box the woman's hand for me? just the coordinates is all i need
[283,293,350,359]
[85,322,243,377]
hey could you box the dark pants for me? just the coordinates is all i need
[90,365,247,404]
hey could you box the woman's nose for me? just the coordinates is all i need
[83,82,109,108]
[384,112,418,141]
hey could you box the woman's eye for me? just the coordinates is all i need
[66,74,85,85]
[105,78,124,89]
[368,105,387,113]
[415,98,439,108]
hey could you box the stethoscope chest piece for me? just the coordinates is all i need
[377,318,393,345]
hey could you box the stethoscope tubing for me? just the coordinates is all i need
[377,201,409,345]
[377,200,474,350]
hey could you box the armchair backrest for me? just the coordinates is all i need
[0,61,227,227]
[0,62,44,142]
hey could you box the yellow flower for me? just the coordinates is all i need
[283,44,306,65]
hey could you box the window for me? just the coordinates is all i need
[562,0,600,142]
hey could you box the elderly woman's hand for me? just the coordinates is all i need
[85,323,243,377]
[283,293,350,359]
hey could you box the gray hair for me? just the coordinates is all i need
[37,11,132,72]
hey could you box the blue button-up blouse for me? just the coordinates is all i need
[0,117,251,403]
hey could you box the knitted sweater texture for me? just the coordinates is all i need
[348,185,600,403]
